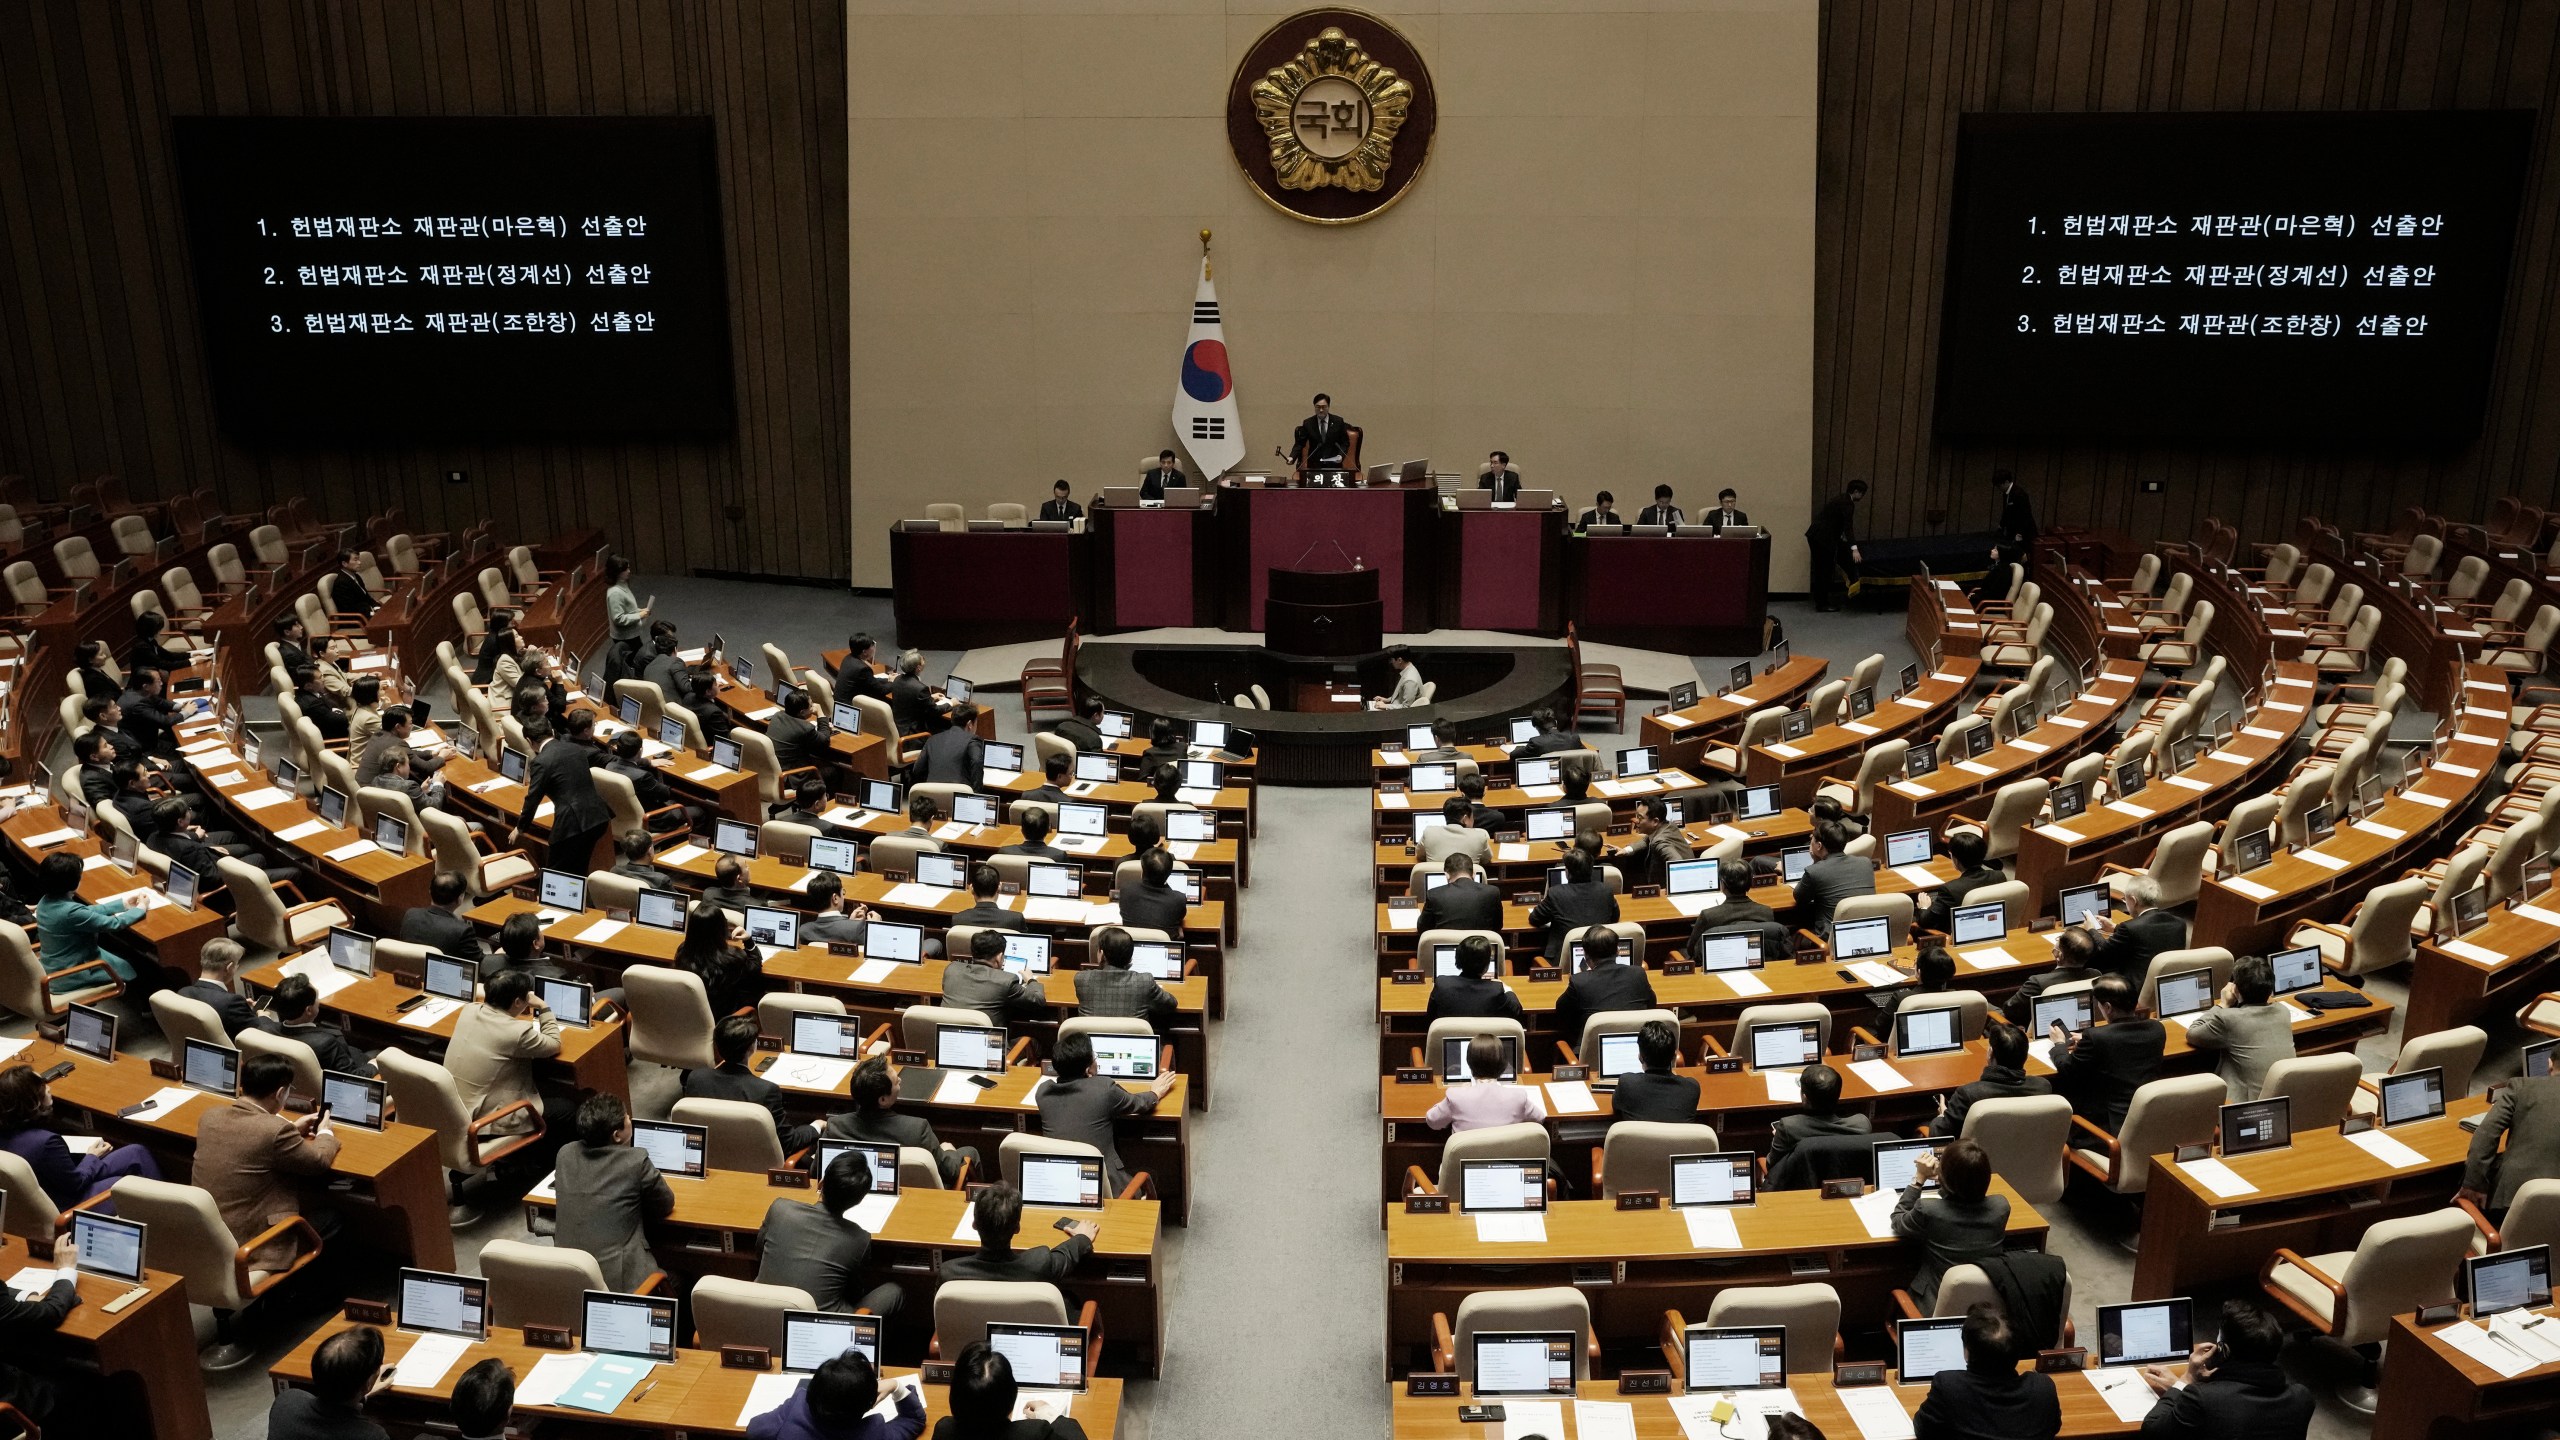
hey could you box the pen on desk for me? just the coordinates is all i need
[629,1380,658,1405]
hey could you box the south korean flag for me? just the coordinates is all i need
[1171,256,1245,479]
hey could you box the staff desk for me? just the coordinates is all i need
[1,802,227,981]
[708,674,893,782]
[1372,766,1714,843]
[1376,914,2030,1055]
[175,743,437,937]
[1382,1182,2048,1371]
[2406,890,2560,1037]
[272,1317,1128,1437]
[2190,666,2508,955]
[1370,742,1516,785]
[1102,735,1258,782]
[2131,1095,2489,1299]
[0,1231,208,1440]
[1372,822,1839,904]
[1566,532,1772,655]
[756,946,1214,1115]
[1864,663,2146,837]
[19,1037,454,1269]
[988,769,1256,843]
[2012,665,2317,904]
[2374,1306,2560,1440]
[1746,660,1984,808]
[1391,1371,2163,1438]
[748,1056,1193,1224]
[1635,656,1830,776]
[1375,1039,2059,1206]
[523,1170,1169,1378]
[238,950,633,1101]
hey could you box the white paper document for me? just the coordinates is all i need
[1543,1081,1599,1116]
[400,997,465,1029]
[1669,892,1722,918]
[844,1193,899,1231]
[766,1055,857,1092]
[1573,1400,1641,1440]
[1847,961,1905,988]
[4,1267,62,1299]
[1837,1384,1916,1440]
[878,883,949,910]
[2434,1320,2539,1378]
[2085,1367,2158,1423]
[1848,1059,1913,1093]
[1718,970,1771,997]
[229,787,293,810]
[128,1087,203,1123]
[272,819,328,842]
[1683,1205,1742,1250]
[1763,1068,1802,1103]
[1474,1213,1547,1243]
[279,950,361,998]
[1385,907,1420,932]
[579,919,628,945]
[659,844,707,866]
[2444,939,2508,965]
[517,1351,596,1408]
[2175,1156,2258,1198]
[2345,1128,2429,1169]
[1893,865,1939,888]
[1849,1188,1900,1238]
[2221,878,2277,901]
[933,1071,985,1104]
[390,1332,474,1390]
[850,958,900,985]
[324,840,379,861]
[1499,1401,1565,1440]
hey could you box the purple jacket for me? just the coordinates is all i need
[0,1125,83,1209]
[746,1381,926,1440]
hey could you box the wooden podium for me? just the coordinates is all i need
[1265,566,1382,657]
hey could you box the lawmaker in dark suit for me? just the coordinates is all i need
[1508,707,1579,757]
[1805,478,1867,611]
[1477,452,1522,501]
[177,941,274,1039]
[2133,1300,2313,1440]
[756,1150,906,1316]
[1038,1032,1177,1194]
[1891,1138,2011,1310]
[2091,876,2187,983]
[1927,1020,2052,1138]
[1914,1305,2061,1440]
[1791,821,1877,936]
[1919,830,2007,933]
[942,930,1046,1026]
[326,553,378,621]
[1529,849,1620,964]
[1054,698,1107,753]
[2003,924,2102,1026]
[1116,847,1188,935]
[999,807,1070,862]
[1137,451,1188,501]
[1609,1019,1701,1126]
[824,1056,979,1188]
[1289,395,1351,474]
[271,974,376,1078]
[950,863,1028,935]
[889,652,945,736]
[1552,927,1654,1047]
[1075,928,1179,1033]
[915,703,988,789]
[1419,853,1506,934]
[935,1342,1091,1440]
[1989,469,2039,577]
[1037,480,1084,523]
[2047,975,2164,1133]
[266,1326,392,1440]
[552,1093,675,1292]
[1688,863,1795,960]
[767,689,832,775]
[688,1017,818,1153]
[1704,488,1752,532]
[117,678,180,759]
[2462,1070,2560,1212]
[515,712,612,876]
[1424,936,1524,1024]
[402,872,486,961]
[940,1182,1096,1284]
[835,634,895,707]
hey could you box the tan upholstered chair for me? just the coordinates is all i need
[624,965,719,1070]
[113,1175,323,1369]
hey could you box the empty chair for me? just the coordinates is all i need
[1699,708,1783,774]
[671,1097,789,1172]
[1977,779,2049,865]
[1593,1121,1719,1200]
[1957,1094,2073,1205]
[149,990,233,1056]
[692,1275,818,1352]
[1701,1284,1841,1374]
[481,1238,634,1331]
[51,535,98,580]
[2065,1073,2225,1195]
[2350,1025,2488,1118]
[624,966,719,1069]
[1817,740,1910,817]
[2260,1207,2475,1407]
[1411,1122,1550,1199]
[421,809,536,899]
[2468,1179,2560,1255]
[2257,1053,2362,1130]
[2303,605,2380,674]
[112,1175,323,1370]
[933,1279,1093,1358]
[2289,875,2425,979]
[923,503,965,531]
[1434,1288,1593,1383]
[217,858,349,960]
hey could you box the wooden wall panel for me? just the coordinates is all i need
[0,0,849,582]
[1818,0,2560,553]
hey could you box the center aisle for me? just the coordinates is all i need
[1137,786,1389,1438]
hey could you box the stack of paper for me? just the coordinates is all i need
[2175,1157,2258,1198]
[4,1267,62,1300]
[1848,1188,1900,1238]
[1848,1058,1913,1092]
[659,844,708,866]
[2084,1368,2157,1423]
[1719,970,1771,997]
[1838,1385,1916,1440]
[1893,865,1939,888]
[1544,1081,1598,1115]
[399,997,465,1030]
[1683,1206,1742,1250]
[1846,961,1905,988]
[1474,1213,1546,1243]
[279,950,360,999]
[1498,1400,1565,1440]
[1763,1069,1802,1103]
[389,1332,474,1390]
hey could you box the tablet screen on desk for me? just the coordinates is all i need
[1740,786,1781,820]
[1683,1326,1786,1391]
[1526,808,1573,842]
[857,779,900,813]
[64,1002,116,1061]
[424,953,476,1002]
[1131,941,1183,981]
[1458,1159,1545,1213]
[2378,1067,2446,1128]
[1950,900,2006,946]
[539,869,587,913]
[2219,1097,2290,1157]
[914,851,967,890]
[1873,1137,1951,1193]
[808,836,859,875]
[813,1140,899,1195]
[2033,991,2092,1036]
[952,792,999,828]
[2154,968,2213,1019]
[1471,1332,1574,1396]
[745,906,799,950]
[1000,933,1052,976]
[2097,1299,2192,1367]
[2528,1038,2560,1080]
[324,1072,387,1130]
[1832,915,1891,960]
[1168,809,1217,843]
[1898,1316,1966,1383]
[2059,883,2109,929]
[714,819,759,857]
[165,861,198,911]
[1089,1033,1157,1080]
[990,1323,1091,1392]
[1593,1031,1642,1085]
[398,1268,488,1339]
[1781,846,1812,883]
[1696,929,1764,971]
[635,887,688,932]
[783,1311,881,1374]
[328,927,377,976]
[1895,1006,1963,1058]
[1509,717,1540,744]
[182,1037,239,1096]
[1745,1021,1819,1071]
[865,921,923,963]
[71,1210,145,1283]
[538,977,594,1027]
[790,1014,868,1058]
[1666,858,1718,896]
[583,1291,678,1363]
[2269,945,2322,996]
[1443,1034,1522,1082]
[1019,1153,1104,1210]
[1669,1152,1756,1208]
[1058,802,1107,837]
[1516,757,1558,787]
[1885,830,1932,867]
[936,1024,1008,1074]
[630,1119,707,1178]
[2469,1246,2553,1319]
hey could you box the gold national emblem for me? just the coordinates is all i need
[1249,27,1412,194]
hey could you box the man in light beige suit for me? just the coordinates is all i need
[446,968,562,1143]
[195,1051,340,1274]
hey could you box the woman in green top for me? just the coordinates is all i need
[33,851,147,995]
[601,553,648,685]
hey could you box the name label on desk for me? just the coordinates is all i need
[343,1299,392,1325]
[1408,1373,1460,1397]
[2035,1348,2087,1373]
[523,1324,575,1350]
[891,1050,929,1067]
[1380,783,1406,795]
[1526,966,1562,983]
[1820,1177,1866,1199]
[1613,1189,1660,1211]
[1833,1362,1886,1387]
[1631,885,1661,899]
[148,1057,180,1081]
[1404,1193,1450,1214]
[722,1345,772,1370]
[1552,1064,1589,1082]
[2174,1143,2212,1163]
[1390,970,1427,985]
[766,1168,810,1188]
[1706,1058,1743,1075]
[826,942,863,957]
[1395,1067,1435,1085]
[1618,1370,1672,1395]
[1662,960,1696,976]
[1851,1043,1887,1063]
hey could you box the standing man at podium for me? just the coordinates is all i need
[1478,452,1523,502]
[1138,450,1187,501]
[1291,393,1353,478]
[1367,645,1427,709]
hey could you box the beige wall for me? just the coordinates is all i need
[847,0,1818,592]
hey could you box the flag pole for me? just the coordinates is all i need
[1201,228,1212,279]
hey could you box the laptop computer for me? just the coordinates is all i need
[63,1002,116,1061]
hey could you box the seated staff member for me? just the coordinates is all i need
[0,1063,163,1209]
[769,776,831,828]
[1913,1304,2060,1440]
[757,1149,907,1317]
[1554,925,1652,1044]
[2134,1299,2314,1439]
[197,1052,339,1279]
[293,663,350,741]
[1704,488,1750,532]
[1875,942,1958,1035]
[678,901,766,1016]
[1575,492,1622,530]
[553,1091,674,1292]
[1791,819,1876,936]
[1771,1062,1869,1162]
[1038,479,1084,523]
[1610,1018,1701,1126]
[685,1016,819,1153]
[325,549,378,621]
[1419,852,1504,934]
[1529,849,1618,964]
[1455,773,1509,836]
[1477,451,1522,502]
[1426,1036,1542,1134]
[2047,974,2162,1133]
[825,1055,980,1188]
[118,668,182,758]
[1368,645,1427,710]
[767,688,833,779]
[130,608,193,678]
[942,1182,1099,1283]
[1690,861,1793,959]
[1075,926,1178,1033]
[1891,1137,2008,1310]
[1137,450,1187,501]
[1425,936,1524,1024]
[1037,1031,1177,1195]
[1637,484,1684,527]
[939,1343,1088,1440]
[1927,1021,2050,1138]
[2181,953,2293,1102]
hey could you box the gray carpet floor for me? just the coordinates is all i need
[126,578,2397,1438]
